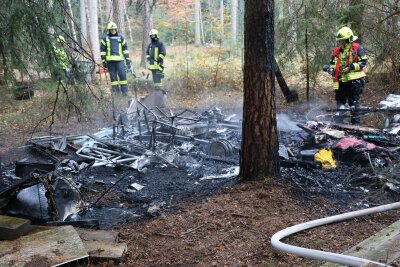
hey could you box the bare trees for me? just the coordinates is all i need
[240,0,279,180]
[194,0,201,46]
[141,0,153,68]
[79,0,88,48]
[87,0,100,65]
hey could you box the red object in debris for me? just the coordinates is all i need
[334,137,376,151]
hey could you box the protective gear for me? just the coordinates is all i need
[330,42,367,89]
[57,35,65,43]
[100,28,130,96]
[126,60,131,69]
[107,22,118,30]
[102,61,107,69]
[149,29,158,36]
[100,35,129,61]
[336,26,357,42]
[147,36,166,89]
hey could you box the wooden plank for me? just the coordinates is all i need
[320,220,400,266]
[0,215,31,240]
[0,225,88,267]
[77,229,127,262]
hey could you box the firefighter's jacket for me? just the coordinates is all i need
[54,44,68,70]
[329,42,367,90]
[146,39,166,71]
[100,33,129,62]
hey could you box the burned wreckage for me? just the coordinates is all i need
[2,93,400,230]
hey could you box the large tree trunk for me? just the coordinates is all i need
[231,0,237,46]
[240,0,279,180]
[141,0,153,68]
[194,0,201,46]
[87,0,100,68]
[79,0,88,49]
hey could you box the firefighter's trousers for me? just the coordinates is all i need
[108,60,127,95]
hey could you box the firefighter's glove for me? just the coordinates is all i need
[102,61,107,69]
[156,57,163,65]
[343,64,354,73]
[126,59,131,69]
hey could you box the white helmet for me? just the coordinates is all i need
[149,29,158,36]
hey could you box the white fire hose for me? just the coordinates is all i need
[271,201,400,266]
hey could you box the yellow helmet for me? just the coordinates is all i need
[107,22,118,30]
[149,29,158,36]
[336,26,354,41]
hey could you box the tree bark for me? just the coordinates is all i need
[113,0,126,36]
[79,0,88,49]
[194,0,201,46]
[87,0,101,68]
[219,0,224,38]
[105,0,113,22]
[65,0,78,45]
[240,0,279,180]
[141,0,153,68]
[231,0,238,46]
[274,57,298,102]
[123,1,134,45]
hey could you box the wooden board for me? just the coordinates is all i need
[320,219,400,266]
[0,225,88,267]
[0,215,31,240]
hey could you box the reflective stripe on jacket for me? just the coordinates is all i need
[330,42,367,90]
[54,45,68,69]
[100,34,129,62]
[146,40,166,70]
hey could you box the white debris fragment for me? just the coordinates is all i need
[199,166,239,180]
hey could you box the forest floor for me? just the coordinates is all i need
[1,79,400,267]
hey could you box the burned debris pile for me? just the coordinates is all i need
[2,93,400,265]
[1,95,243,230]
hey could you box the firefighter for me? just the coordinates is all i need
[100,22,131,96]
[54,35,73,84]
[146,29,166,90]
[326,26,367,124]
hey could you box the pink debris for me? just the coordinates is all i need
[335,137,376,151]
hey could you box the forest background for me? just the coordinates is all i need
[0,0,399,152]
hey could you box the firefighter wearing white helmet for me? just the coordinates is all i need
[100,21,132,96]
[324,26,367,125]
[146,29,166,90]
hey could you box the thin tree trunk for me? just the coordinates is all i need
[80,0,88,49]
[240,0,279,180]
[141,0,153,68]
[65,0,78,45]
[219,0,224,38]
[123,1,134,45]
[105,0,113,22]
[274,57,298,103]
[87,0,100,68]
[200,6,205,44]
[113,0,125,36]
[194,0,201,46]
[231,0,237,46]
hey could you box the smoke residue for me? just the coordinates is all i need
[277,113,301,132]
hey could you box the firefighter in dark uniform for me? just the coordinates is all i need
[100,22,131,96]
[146,29,166,90]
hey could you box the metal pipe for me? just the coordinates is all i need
[271,202,400,266]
